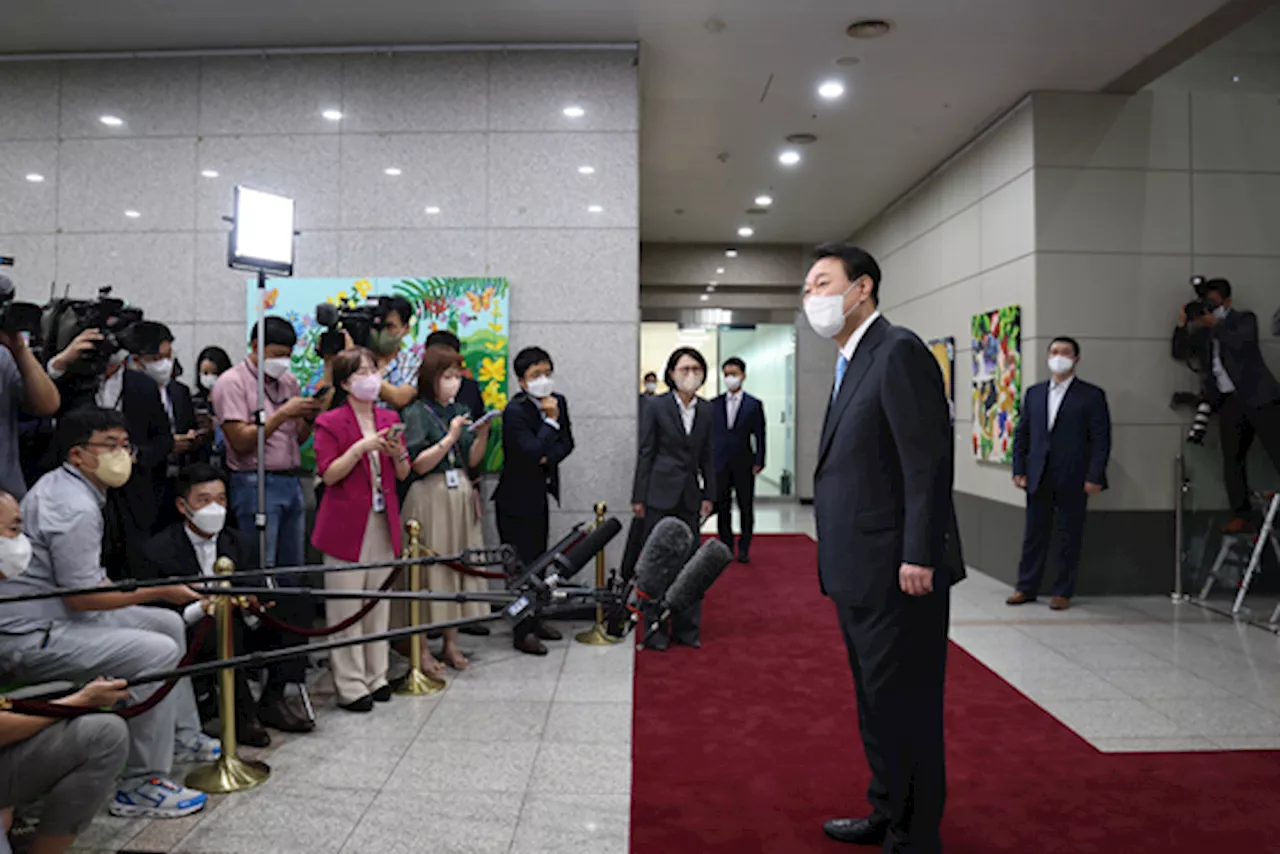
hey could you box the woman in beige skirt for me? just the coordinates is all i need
[402,344,493,675]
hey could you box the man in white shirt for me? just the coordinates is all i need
[1009,337,1112,611]
[712,358,766,563]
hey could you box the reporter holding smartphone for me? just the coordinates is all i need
[312,348,410,713]
[401,345,492,675]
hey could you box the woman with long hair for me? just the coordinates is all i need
[194,346,233,467]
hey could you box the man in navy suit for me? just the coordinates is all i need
[713,357,766,563]
[1007,337,1111,611]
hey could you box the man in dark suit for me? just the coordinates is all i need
[1172,278,1280,533]
[495,346,576,656]
[713,357,766,563]
[140,463,314,744]
[806,243,964,853]
[632,347,716,649]
[1007,337,1111,611]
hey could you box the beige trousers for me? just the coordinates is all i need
[323,509,395,704]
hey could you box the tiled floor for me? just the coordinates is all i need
[62,502,1280,852]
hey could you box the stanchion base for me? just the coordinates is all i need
[186,754,271,794]
[397,668,447,696]
[575,623,622,646]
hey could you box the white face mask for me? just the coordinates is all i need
[187,502,227,537]
[199,373,219,392]
[724,375,742,392]
[438,377,462,403]
[676,372,704,395]
[643,381,657,394]
[804,280,864,339]
[0,533,34,581]
[1048,355,1075,377]
[525,376,555,399]
[262,357,291,379]
[142,357,174,386]
[1212,305,1229,321]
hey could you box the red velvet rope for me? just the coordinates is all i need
[7,618,214,720]
[244,567,403,637]
[445,560,507,580]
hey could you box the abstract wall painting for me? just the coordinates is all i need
[970,306,1021,464]
[927,336,956,424]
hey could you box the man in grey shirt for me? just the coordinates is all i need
[0,408,219,820]
[0,325,63,498]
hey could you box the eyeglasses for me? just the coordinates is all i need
[80,441,136,456]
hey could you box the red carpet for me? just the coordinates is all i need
[631,534,1280,853]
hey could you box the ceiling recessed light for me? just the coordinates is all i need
[725,249,738,258]
[124,210,141,219]
[25,173,44,183]
[835,56,862,66]
[779,150,801,166]
[322,109,343,121]
[818,80,846,100]
[847,19,893,39]
[384,167,402,176]
[577,165,596,175]
[587,204,604,213]
[700,294,710,301]
[754,194,774,207]
[737,226,754,238]
[200,169,219,178]
[99,115,124,127]
[1232,75,1241,83]
[425,206,442,215]
[716,267,725,274]
[563,105,586,118]
[709,281,718,287]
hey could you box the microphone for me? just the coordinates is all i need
[545,517,623,586]
[626,517,694,612]
[651,538,733,626]
[503,518,621,625]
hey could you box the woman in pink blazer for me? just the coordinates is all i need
[312,348,411,712]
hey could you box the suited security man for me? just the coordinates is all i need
[806,243,964,853]
[1007,337,1111,611]
[495,346,576,656]
[1171,278,1280,533]
[631,347,716,650]
[713,357,766,563]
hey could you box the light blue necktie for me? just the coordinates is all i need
[833,354,849,403]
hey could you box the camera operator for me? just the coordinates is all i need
[369,296,417,411]
[0,320,62,500]
[1172,277,1280,532]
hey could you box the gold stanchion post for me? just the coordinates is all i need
[187,557,271,793]
[397,520,447,695]
[576,501,622,646]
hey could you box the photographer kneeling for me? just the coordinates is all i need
[1172,277,1280,532]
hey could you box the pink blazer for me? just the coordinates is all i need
[311,403,404,562]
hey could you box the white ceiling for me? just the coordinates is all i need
[1,0,1240,244]
[1150,1,1280,91]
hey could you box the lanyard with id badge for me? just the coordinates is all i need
[423,403,464,489]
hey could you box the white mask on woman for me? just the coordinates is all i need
[199,373,219,392]
[676,372,704,395]
[438,377,462,403]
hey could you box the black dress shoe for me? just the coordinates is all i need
[823,817,889,846]
[515,634,549,656]
[534,621,563,641]
[339,695,375,713]
[460,625,490,636]
[258,698,315,733]
[737,552,750,564]
[237,721,272,749]
[372,684,393,703]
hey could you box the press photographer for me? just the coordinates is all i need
[1172,276,1280,533]
[0,258,61,498]
[315,295,416,409]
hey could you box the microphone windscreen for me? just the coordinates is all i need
[315,302,339,327]
[631,517,694,602]
[0,273,13,300]
[552,517,623,581]
[661,538,733,615]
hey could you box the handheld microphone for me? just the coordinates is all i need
[506,524,586,592]
[545,517,623,586]
[652,538,733,626]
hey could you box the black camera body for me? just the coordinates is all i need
[0,257,43,337]
[1183,274,1213,322]
[40,286,145,377]
[315,297,393,355]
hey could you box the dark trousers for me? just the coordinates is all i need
[190,613,296,729]
[642,504,701,646]
[497,505,550,644]
[1015,480,1088,599]
[836,589,949,854]
[715,458,756,556]
[1219,394,1280,514]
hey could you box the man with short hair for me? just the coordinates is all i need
[1007,337,1111,611]
[713,357,766,564]
[368,296,419,410]
[0,408,218,819]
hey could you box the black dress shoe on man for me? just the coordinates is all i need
[823,817,889,845]
[534,621,563,641]
[258,697,315,733]
[737,552,750,564]
[237,721,272,749]
[515,634,549,656]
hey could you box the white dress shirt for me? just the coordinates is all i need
[1048,375,1074,431]
[726,390,743,429]
[95,367,126,411]
[676,394,698,435]
[182,525,218,625]
[1211,339,1236,395]
[840,310,883,365]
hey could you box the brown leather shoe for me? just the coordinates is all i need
[1050,596,1071,611]
[1006,590,1036,605]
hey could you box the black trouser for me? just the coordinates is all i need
[642,503,701,646]
[1219,394,1280,514]
[497,505,549,644]
[715,458,756,557]
[836,589,949,854]
[1015,479,1088,599]
[190,613,292,730]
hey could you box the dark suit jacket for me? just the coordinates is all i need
[814,317,965,606]
[138,522,260,610]
[1172,311,1280,409]
[495,392,575,517]
[1012,379,1111,496]
[712,392,766,472]
[632,391,716,513]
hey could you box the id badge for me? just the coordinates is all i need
[445,469,461,490]
[372,489,386,513]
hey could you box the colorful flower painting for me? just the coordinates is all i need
[927,336,956,424]
[247,276,511,472]
[970,306,1021,464]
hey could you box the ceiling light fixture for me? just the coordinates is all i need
[563,105,586,118]
[124,209,141,219]
[709,281,718,288]
[818,80,846,100]
[587,204,604,213]
[737,226,754,238]
[321,109,343,121]
[700,294,710,302]
[778,150,801,166]
[577,165,596,175]
[846,19,893,39]
[754,195,773,207]
[99,115,124,127]
[201,169,219,178]
[425,206,441,215]
[725,249,738,258]
[384,167,402,176]
[716,267,725,274]
[1232,75,1241,83]
[25,173,44,183]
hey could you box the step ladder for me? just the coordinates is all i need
[1197,492,1280,618]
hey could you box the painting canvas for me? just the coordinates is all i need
[246,276,510,471]
[927,336,956,424]
[970,306,1021,463]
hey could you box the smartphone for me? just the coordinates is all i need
[386,423,406,443]
[467,410,501,431]
[310,384,332,399]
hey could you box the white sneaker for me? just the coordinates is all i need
[174,732,222,764]
[110,777,208,819]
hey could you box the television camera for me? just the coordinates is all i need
[314,296,400,357]
[0,257,43,337]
